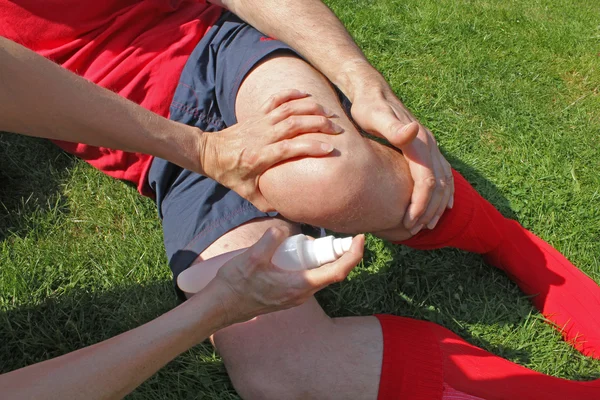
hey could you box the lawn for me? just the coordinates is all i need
[1,0,599,398]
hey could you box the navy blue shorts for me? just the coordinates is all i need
[148,12,325,296]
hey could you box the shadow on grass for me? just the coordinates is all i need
[0,279,238,398]
[0,132,75,241]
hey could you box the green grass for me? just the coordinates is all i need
[1,0,600,397]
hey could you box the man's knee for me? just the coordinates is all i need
[259,134,413,233]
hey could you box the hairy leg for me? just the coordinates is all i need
[195,218,382,400]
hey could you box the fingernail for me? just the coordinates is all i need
[448,196,454,209]
[399,121,417,134]
[323,107,335,117]
[427,216,440,230]
[321,143,334,153]
[410,224,424,236]
[332,123,344,133]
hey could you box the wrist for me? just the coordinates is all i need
[337,59,388,101]
[179,124,207,175]
[158,122,207,175]
[179,280,231,342]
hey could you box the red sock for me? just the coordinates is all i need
[396,169,600,359]
[376,315,600,400]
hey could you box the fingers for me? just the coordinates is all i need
[303,234,365,291]
[402,129,454,234]
[254,138,334,173]
[401,131,435,233]
[275,115,343,140]
[443,159,455,209]
[261,89,310,114]
[423,157,453,229]
[414,151,446,230]
[416,131,454,229]
[269,97,335,122]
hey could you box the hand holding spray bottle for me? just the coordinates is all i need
[178,234,353,294]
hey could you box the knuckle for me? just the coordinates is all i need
[240,149,260,169]
[420,176,437,190]
[247,250,264,266]
[310,102,322,113]
[240,187,253,201]
[285,116,297,130]
[389,121,404,133]
[278,139,291,154]
[266,94,278,109]
[267,110,280,124]
[278,102,291,115]
[267,226,284,241]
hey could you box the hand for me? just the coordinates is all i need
[201,89,342,212]
[350,87,454,235]
[211,227,365,326]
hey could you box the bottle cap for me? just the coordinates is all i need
[334,237,353,254]
[312,235,353,266]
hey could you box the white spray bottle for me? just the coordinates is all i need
[177,234,353,295]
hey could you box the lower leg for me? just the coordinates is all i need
[397,170,600,358]
[194,218,382,399]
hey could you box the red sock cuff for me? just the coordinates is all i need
[397,169,477,250]
[375,314,444,400]
[396,169,505,256]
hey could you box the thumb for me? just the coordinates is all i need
[387,121,419,149]
[248,226,290,260]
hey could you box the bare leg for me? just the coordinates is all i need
[191,54,413,399]
[198,218,382,400]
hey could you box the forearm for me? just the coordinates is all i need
[0,282,226,400]
[0,37,204,174]
[217,0,388,100]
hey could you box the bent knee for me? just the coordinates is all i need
[259,134,413,233]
